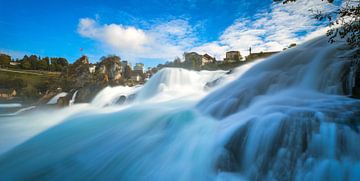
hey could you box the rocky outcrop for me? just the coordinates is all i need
[75,84,105,103]
[57,96,70,107]
[99,56,122,82]
[67,56,92,88]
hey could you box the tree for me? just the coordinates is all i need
[28,55,39,70]
[50,57,69,71]
[124,65,132,79]
[20,55,31,69]
[276,0,359,52]
[0,54,11,68]
[37,57,49,70]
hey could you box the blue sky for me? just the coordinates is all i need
[0,0,340,68]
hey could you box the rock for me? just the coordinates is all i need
[99,56,122,82]
[75,84,105,103]
[57,96,70,107]
[116,95,127,105]
[205,78,223,90]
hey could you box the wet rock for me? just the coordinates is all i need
[57,96,70,107]
[75,84,104,103]
[116,95,127,105]
[205,78,223,90]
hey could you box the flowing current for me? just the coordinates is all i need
[0,36,359,181]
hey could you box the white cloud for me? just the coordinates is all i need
[78,0,339,63]
[191,42,229,60]
[192,0,338,58]
[78,18,195,62]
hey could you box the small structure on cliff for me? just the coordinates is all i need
[133,63,144,74]
[224,51,243,62]
[184,52,215,66]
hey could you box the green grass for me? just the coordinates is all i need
[0,69,60,100]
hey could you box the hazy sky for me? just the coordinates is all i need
[0,0,341,67]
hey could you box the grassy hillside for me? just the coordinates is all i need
[0,68,60,101]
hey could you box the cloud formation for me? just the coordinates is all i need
[78,0,338,62]
[192,0,337,59]
[78,18,195,61]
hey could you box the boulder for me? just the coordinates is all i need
[57,96,70,107]
[99,56,122,82]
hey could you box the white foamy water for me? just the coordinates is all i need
[47,92,68,104]
[0,36,359,181]
[0,104,22,108]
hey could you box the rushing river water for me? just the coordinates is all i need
[0,36,359,181]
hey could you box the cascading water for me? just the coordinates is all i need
[134,68,226,102]
[69,90,78,106]
[0,35,359,181]
[47,92,68,105]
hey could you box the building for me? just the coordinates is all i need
[89,65,96,74]
[202,54,216,65]
[130,72,141,82]
[133,63,144,74]
[184,52,215,66]
[184,52,202,64]
[9,61,20,66]
[224,51,242,62]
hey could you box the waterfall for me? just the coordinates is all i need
[69,90,78,106]
[0,35,359,181]
[47,92,68,105]
[134,68,226,102]
[91,86,142,107]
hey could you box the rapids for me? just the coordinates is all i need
[0,36,359,181]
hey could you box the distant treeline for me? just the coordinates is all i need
[0,53,68,72]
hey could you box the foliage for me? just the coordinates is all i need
[0,54,11,68]
[20,55,32,69]
[277,0,360,52]
[50,57,69,71]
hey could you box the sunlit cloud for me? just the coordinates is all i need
[78,0,339,62]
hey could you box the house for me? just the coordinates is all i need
[133,63,144,74]
[0,89,16,98]
[224,51,242,62]
[184,52,202,64]
[9,61,20,66]
[202,54,216,65]
[121,61,131,70]
[89,65,96,74]
[130,72,141,82]
[184,52,215,66]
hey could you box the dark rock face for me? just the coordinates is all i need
[36,91,57,105]
[116,95,127,105]
[99,56,122,82]
[67,56,92,88]
[57,96,70,107]
[75,84,105,103]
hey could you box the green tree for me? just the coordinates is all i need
[28,55,39,70]
[0,54,11,68]
[20,55,31,69]
[37,57,49,70]
[50,57,69,71]
[124,65,132,79]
